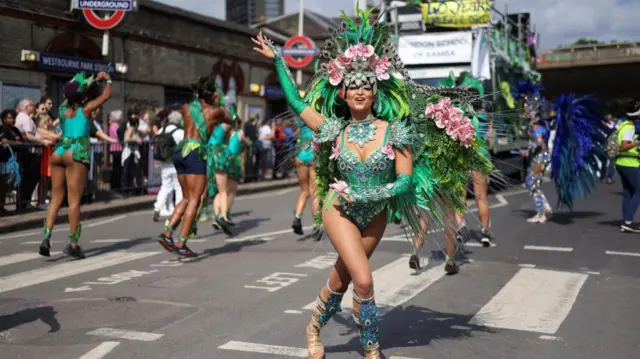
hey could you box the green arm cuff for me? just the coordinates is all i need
[346,173,413,203]
[274,54,308,116]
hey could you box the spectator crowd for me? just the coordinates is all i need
[0,96,297,217]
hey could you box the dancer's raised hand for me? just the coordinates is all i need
[251,31,276,59]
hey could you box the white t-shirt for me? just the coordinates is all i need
[158,124,184,144]
[258,125,272,148]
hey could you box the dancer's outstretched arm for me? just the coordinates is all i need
[252,32,324,132]
[83,72,112,117]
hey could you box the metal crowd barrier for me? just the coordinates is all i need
[1,141,292,216]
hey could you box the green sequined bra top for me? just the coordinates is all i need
[319,117,414,230]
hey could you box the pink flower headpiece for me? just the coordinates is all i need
[327,43,391,87]
[425,98,475,148]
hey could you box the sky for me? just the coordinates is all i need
[155,0,640,50]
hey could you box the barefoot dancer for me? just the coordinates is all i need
[157,76,231,257]
[252,7,492,357]
[292,116,322,239]
[39,71,112,259]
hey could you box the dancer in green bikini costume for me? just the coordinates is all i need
[252,7,493,358]
[291,117,321,240]
[436,72,494,251]
[216,117,248,226]
[157,76,232,257]
[207,121,233,234]
[39,71,112,259]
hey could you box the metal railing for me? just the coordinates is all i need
[0,141,295,216]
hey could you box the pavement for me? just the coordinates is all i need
[0,180,638,359]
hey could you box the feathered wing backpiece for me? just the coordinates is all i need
[551,94,608,210]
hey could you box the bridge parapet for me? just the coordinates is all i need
[538,42,640,69]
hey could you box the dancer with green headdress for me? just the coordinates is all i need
[39,71,112,259]
[157,76,232,257]
[252,6,493,358]
[436,71,494,247]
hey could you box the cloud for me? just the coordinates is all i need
[493,0,640,49]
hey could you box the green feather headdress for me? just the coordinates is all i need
[63,72,96,98]
[304,7,410,122]
[436,71,484,96]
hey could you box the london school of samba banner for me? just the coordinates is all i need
[418,0,492,28]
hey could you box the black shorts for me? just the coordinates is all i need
[172,150,206,175]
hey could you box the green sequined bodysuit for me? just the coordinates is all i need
[337,125,395,229]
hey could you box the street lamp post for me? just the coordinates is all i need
[296,0,304,86]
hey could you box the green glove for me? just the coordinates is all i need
[273,51,308,116]
[346,174,413,203]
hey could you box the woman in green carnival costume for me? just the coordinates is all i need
[218,117,249,224]
[437,72,494,247]
[207,119,233,235]
[292,117,322,239]
[252,7,493,358]
[39,71,112,259]
[158,76,232,257]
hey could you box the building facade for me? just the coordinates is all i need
[226,0,285,27]
[0,0,311,123]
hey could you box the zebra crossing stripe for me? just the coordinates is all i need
[0,251,159,294]
[468,267,588,334]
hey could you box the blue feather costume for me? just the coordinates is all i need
[516,80,607,221]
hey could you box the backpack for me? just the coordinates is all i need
[605,128,619,158]
[153,125,179,162]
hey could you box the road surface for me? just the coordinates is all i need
[0,183,638,359]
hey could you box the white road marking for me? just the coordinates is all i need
[0,252,61,267]
[468,194,508,213]
[284,310,302,314]
[85,215,127,228]
[225,226,314,243]
[605,250,640,257]
[21,240,63,245]
[303,256,446,313]
[539,335,561,341]
[586,271,600,275]
[218,341,307,357]
[0,215,126,240]
[0,251,159,294]
[464,242,497,248]
[518,264,537,268]
[524,245,573,252]
[78,341,120,359]
[468,268,588,334]
[87,328,164,342]
[450,325,472,330]
[65,285,92,292]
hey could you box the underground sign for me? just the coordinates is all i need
[78,0,132,30]
[282,35,318,69]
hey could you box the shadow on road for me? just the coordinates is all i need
[179,239,267,264]
[0,306,61,334]
[513,209,603,225]
[325,305,496,356]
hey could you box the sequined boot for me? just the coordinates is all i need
[353,292,380,359]
[39,220,52,257]
[307,282,344,358]
[63,224,85,259]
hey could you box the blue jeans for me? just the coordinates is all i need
[606,158,615,180]
[616,165,640,222]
